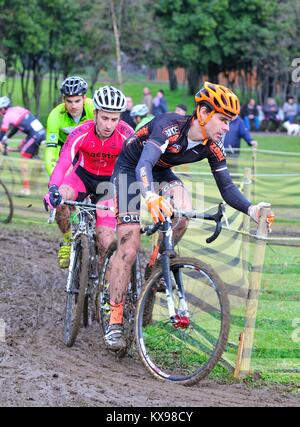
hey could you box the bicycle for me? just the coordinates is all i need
[135,203,230,385]
[48,197,112,347]
[0,178,13,223]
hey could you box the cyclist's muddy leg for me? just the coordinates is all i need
[109,223,140,305]
[96,225,115,266]
[55,185,75,234]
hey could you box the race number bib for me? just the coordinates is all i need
[30,119,43,132]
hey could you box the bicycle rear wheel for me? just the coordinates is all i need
[135,257,230,385]
[0,179,13,223]
[63,234,89,347]
[98,241,142,356]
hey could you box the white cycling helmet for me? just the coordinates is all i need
[0,96,11,108]
[130,104,148,118]
[60,76,88,96]
[93,85,127,112]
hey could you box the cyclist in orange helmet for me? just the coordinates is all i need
[102,81,274,352]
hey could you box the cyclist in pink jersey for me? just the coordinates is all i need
[0,96,46,195]
[43,86,134,268]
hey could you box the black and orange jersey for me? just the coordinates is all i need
[116,112,251,214]
[122,112,227,170]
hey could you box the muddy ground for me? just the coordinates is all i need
[0,226,299,407]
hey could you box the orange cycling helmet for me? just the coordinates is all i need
[194,82,240,142]
[195,81,240,118]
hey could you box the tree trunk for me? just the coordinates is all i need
[33,63,42,118]
[20,58,31,109]
[53,70,61,107]
[167,65,178,91]
[187,67,200,96]
[6,67,16,99]
[207,63,219,83]
[48,66,53,112]
[90,67,100,95]
[110,0,122,87]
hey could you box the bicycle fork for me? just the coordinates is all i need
[160,219,190,329]
[66,241,77,293]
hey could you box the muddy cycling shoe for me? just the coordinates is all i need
[58,242,71,269]
[104,324,126,352]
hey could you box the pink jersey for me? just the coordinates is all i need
[49,119,134,187]
[0,106,30,132]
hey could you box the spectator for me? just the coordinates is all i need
[143,87,153,113]
[262,97,280,131]
[240,98,260,131]
[0,96,46,196]
[121,96,135,129]
[152,89,168,116]
[282,96,298,123]
[175,104,188,115]
[223,115,257,159]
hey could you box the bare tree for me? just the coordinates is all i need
[109,0,123,87]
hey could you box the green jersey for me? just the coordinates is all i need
[44,98,94,176]
[135,115,155,132]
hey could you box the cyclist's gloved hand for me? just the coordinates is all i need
[43,185,63,211]
[145,192,173,224]
[248,202,275,232]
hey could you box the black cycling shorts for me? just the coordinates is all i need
[112,158,183,225]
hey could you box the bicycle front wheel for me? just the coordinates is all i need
[135,257,230,385]
[63,234,89,347]
[0,179,13,223]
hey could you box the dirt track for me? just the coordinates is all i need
[0,226,299,407]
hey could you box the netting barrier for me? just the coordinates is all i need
[174,149,300,381]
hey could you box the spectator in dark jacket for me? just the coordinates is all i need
[223,116,257,158]
[262,97,280,131]
[241,98,260,130]
[152,89,168,116]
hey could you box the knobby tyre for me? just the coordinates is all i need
[0,179,13,223]
[135,257,230,385]
[63,234,89,347]
[98,241,142,357]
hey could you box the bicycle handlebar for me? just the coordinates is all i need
[48,195,224,244]
[141,203,225,244]
[47,197,114,224]
[62,200,114,211]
